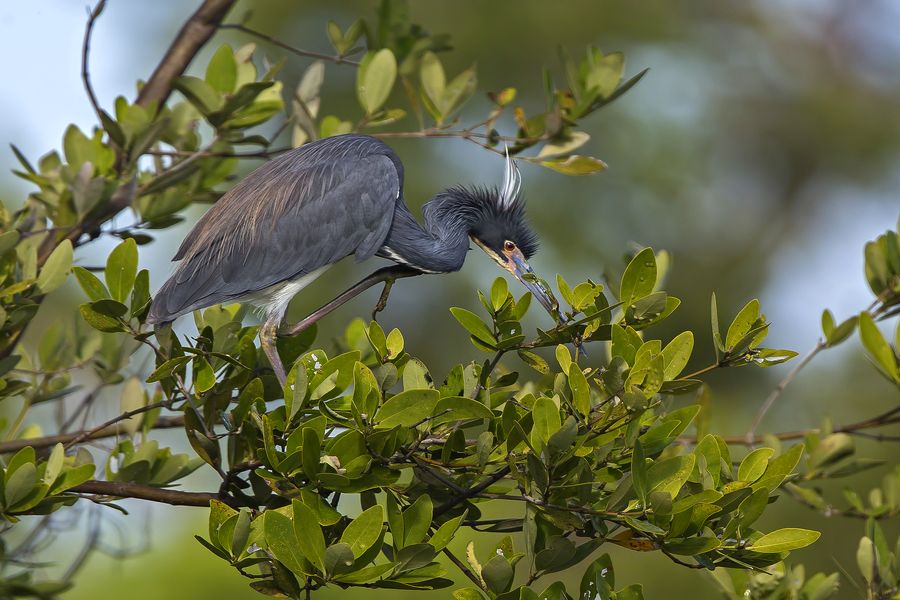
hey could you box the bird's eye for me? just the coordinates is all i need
[503,240,516,252]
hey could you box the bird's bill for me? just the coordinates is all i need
[507,253,561,322]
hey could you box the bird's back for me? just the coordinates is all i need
[147,135,404,324]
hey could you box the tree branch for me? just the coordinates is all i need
[745,339,827,443]
[218,23,361,66]
[64,401,170,449]
[136,0,237,110]
[71,480,233,507]
[0,416,184,454]
[81,0,106,127]
[433,465,511,518]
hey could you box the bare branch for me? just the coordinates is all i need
[71,480,233,507]
[746,339,827,444]
[136,0,237,109]
[81,0,106,126]
[219,23,361,66]
[433,465,511,518]
[0,416,184,455]
[64,401,171,449]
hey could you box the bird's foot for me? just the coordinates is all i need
[371,277,396,322]
[259,320,287,386]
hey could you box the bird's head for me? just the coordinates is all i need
[466,152,559,320]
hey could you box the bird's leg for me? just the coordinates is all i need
[371,277,397,322]
[260,318,287,386]
[282,265,421,337]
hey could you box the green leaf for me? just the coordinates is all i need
[173,76,224,115]
[146,356,191,383]
[857,537,875,584]
[302,427,321,482]
[194,357,216,393]
[49,463,95,494]
[375,389,440,428]
[5,462,37,508]
[319,115,353,138]
[620,248,657,306]
[0,230,20,255]
[710,293,725,357]
[749,528,820,553]
[725,299,760,351]
[420,51,446,117]
[79,302,125,333]
[37,240,73,294]
[661,331,694,380]
[738,448,774,482]
[324,543,355,577]
[611,324,642,365]
[737,487,768,530]
[568,364,591,418]
[450,307,497,345]
[518,350,549,374]
[663,537,720,556]
[647,454,695,499]
[429,514,464,551]
[105,239,138,303]
[357,49,397,114]
[632,439,648,507]
[556,344,572,373]
[453,589,486,600]
[43,443,65,486]
[753,443,804,491]
[432,396,494,425]
[264,511,308,575]
[293,499,326,572]
[539,155,607,175]
[340,505,384,558]
[859,312,898,381]
[482,555,514,594]
[531,396,561,447]
[824,312,857,348]
[402,495,433,547]
[386,328,404,359]
[206,45,237,93]
[284,362,309,425]
[538,131,591,159]
[491,277,509,312]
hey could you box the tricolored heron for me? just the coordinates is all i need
[147,134,558,384]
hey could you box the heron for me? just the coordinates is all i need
[146,134,559,384]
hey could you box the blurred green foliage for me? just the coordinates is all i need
[1,1,899,599]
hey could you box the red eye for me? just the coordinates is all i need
[503,241,516,252]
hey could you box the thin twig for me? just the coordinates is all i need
[433,466,511,518]
[0,416,185,455]
[63,403,172,450]
[683,406,900,446]
[470,350,505,400]
[219,23,361,66]
[745,339,827,444]
[81,0,107,128]
[71,480,235,507]
[144,147,291,159]
[679,362,720,381]
[442,547,486,591]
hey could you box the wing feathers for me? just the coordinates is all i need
[148,138,401,324]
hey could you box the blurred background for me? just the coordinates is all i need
[1,1,899,598]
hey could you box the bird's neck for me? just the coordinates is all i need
[379,192,480,273]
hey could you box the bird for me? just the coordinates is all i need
[146,134,558,384]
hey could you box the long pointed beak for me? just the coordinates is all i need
[508,254,561,323]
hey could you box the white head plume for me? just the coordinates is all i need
[499,146,522,210]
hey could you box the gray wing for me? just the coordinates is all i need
[147,152,400,323]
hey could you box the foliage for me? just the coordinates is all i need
[1,1,899,599]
